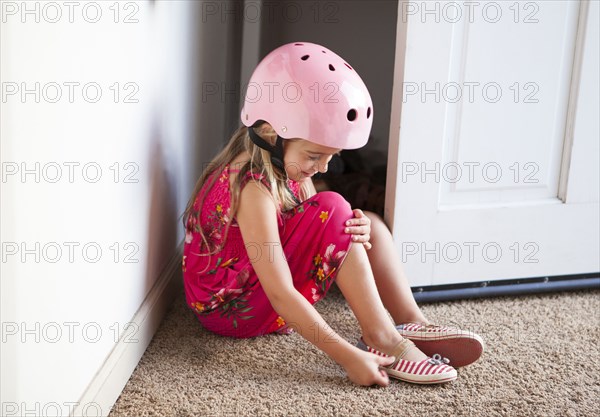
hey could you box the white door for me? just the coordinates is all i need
[385,0,599,287]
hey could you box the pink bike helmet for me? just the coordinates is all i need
[240,42,373,150]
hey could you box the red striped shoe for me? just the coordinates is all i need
[357,337,457,385]
[396,323,484,367]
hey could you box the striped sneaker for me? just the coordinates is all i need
[396,323,484,368]
[357,337,457,385]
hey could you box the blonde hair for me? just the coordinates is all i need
[181,123,310,256]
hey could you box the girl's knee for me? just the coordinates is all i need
[312,191,352,212]
[364,210,388,230]
[363,210,391,245]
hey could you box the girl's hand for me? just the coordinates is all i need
[345,209,372,250]
[343,349,395,387]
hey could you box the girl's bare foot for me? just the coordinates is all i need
[362,333,428,362]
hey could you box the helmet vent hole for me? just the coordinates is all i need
[344,63,353,70]
[347,109,357,122]
[367,107,371,119]
[329,64,335,71]
[322,50,326,53]
[294,43,304,46]
[301,55,310,61]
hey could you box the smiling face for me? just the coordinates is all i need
[282,139,341,182]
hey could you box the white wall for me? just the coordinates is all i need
[1,1,196,415]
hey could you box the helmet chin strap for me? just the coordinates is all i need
[248,123,285,171]
[247,123,301,206]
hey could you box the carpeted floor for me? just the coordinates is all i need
[109,286,600,417]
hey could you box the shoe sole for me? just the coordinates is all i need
[404,334,484,368]
[385,367,458,385]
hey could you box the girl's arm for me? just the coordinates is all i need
[237,181,391,386]
[237,181,352,360]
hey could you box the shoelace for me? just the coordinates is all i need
[428,353,450,365]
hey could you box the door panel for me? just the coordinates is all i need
[386,0,599,286]
[439,1,578,206]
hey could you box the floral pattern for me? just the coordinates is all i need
[183,163,353,338]
[282,200,319,220]
[184,166,237,256]
[190,287,255,328]
[207,256,239,275]
[319,211,329,223]
[308,243,347,293]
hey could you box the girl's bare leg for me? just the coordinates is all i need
[364,211,430,326]
[335,242,427,362]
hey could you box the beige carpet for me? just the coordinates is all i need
[109,285,600,417]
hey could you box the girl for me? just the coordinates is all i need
[182,42,483,387]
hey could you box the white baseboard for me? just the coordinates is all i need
[72,243,184,417]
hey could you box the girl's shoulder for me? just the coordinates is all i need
[226,155,249,180]
[227,153,271,191]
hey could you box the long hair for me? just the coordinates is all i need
[181,123,310,256]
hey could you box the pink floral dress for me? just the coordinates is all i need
[183,163,354,338]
